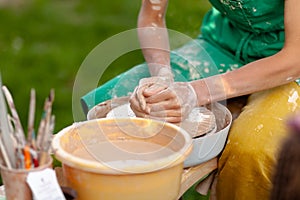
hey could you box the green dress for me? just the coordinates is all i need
[81,0,297,114]
[203,0,284,64]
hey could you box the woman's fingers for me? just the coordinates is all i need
[143,82,168,97]
[131,96,185,123]
[135,84,149,111]
[130,104,145,117]
[130,87,146,113]
[133,82,169,112]
[147,98,180,111]
[145,87,176,104]
[130,76,172,114]
[132,109,183,123]
[131,81,198,124]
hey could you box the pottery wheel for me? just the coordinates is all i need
[87,96,217,138]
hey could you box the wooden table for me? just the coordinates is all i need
[178,158,217,199]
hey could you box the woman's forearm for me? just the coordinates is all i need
[138,0,172,78]
[191,49,300,106]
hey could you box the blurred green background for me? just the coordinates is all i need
[0,0,211,198]
[0,0,211,132]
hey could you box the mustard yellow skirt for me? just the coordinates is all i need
[216,82,300,200]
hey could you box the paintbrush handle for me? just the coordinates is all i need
[27,89,36,144]
[0,131,12,169]
[2,86,26,146]
[0,78,16,168]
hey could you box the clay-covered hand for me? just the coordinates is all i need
[130,76,173,114]
[133,82,198,123]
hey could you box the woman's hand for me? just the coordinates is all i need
[131,81,198,123]
[130,76,173,114]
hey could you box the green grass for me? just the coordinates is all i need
[0,0,211,131]
[0,0,211,198]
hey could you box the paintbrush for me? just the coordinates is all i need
[27,88,36,149]
[2,85,26,147]
[39,115,55,166]
[0,76,16,169]
[0,129,12,169]
[37,89,55,165]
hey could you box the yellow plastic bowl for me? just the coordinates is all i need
[52,118,193,200]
